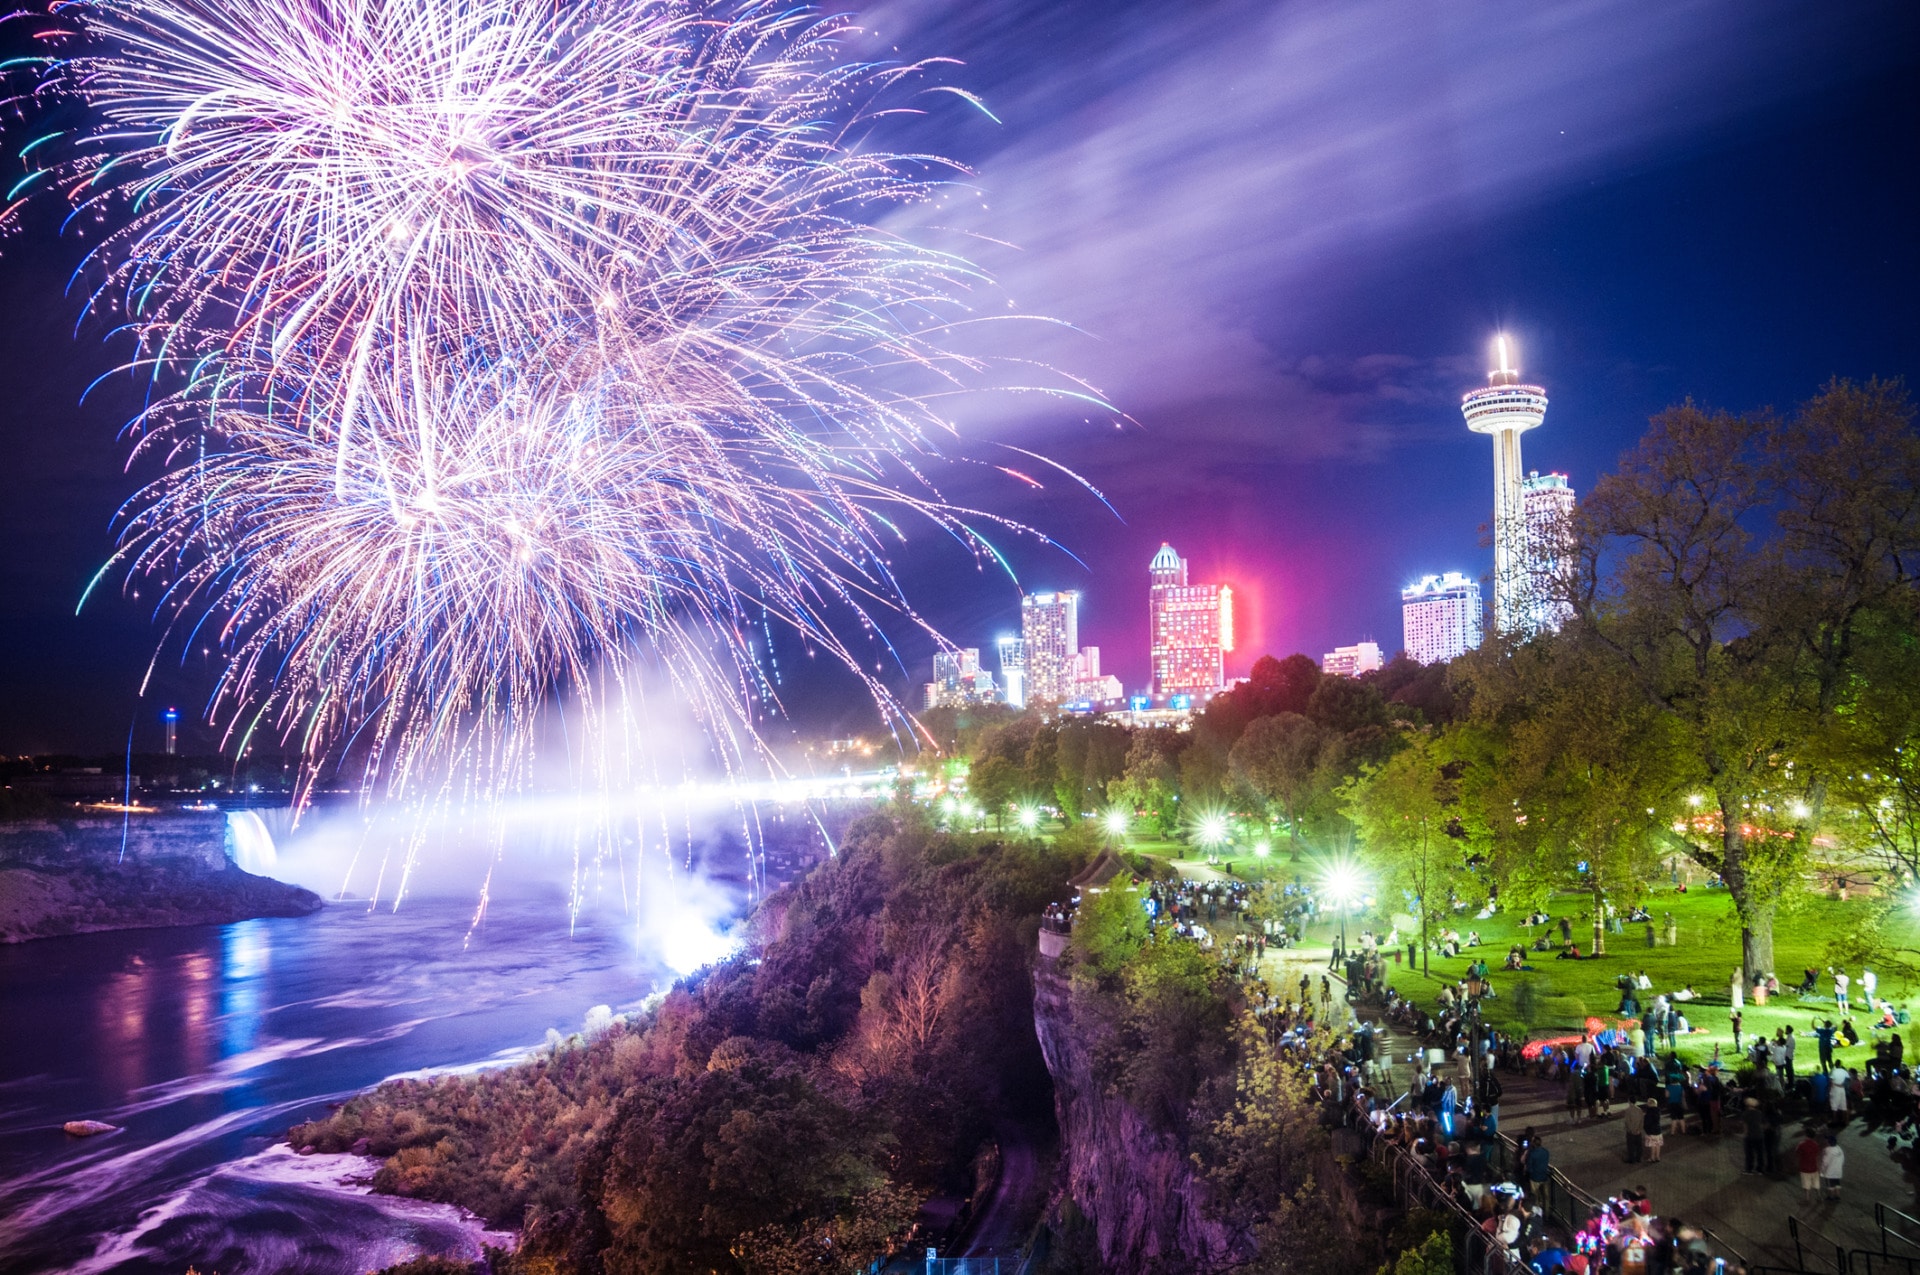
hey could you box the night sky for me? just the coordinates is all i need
[0,0,1916,753]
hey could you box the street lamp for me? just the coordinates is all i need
[1103,809,1129,847]
[1017,806,1040,833]
[1321,861,1364,960]
[1197,812,1230,857]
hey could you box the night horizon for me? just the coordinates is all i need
[2,3,1920,1273]
[0,0,1912,753]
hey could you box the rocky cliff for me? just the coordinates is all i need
[0,813,321,942]
[1031,962,1238,1273]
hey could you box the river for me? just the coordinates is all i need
[0,896,680,1274]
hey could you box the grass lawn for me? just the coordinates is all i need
[1335,883,1920,1069]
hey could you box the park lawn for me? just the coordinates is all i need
[1358,884,1920,1071]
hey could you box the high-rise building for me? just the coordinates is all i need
[161,706,179,756]
[1147,543,1234,697]
[1462,335,1549,636]
[1067,647,1124,704]
[1322,641,1384,678]
[923,648,998,710]
[1021,591,1079,704]
[1401,573,1484,665]
[995,635,1027,709]
[1522,471,1576,633]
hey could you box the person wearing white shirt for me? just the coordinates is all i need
[1831,1065,1850,1114]
[1863,969,1878,1002]
[1821,1139,1845,1200]
[1835,970,1851,1011]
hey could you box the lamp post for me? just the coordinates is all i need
[1323,864,1362,955]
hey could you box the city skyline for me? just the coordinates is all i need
[0,0,1913,751]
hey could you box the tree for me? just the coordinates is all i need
[1342,731,1465,978]
[1563,384,1920,977]
[1230,713,1332,857]
[1110,729,1186,835]
[1569,403,1804,977]
[1457,635,1674,955]
[967,754,1021,829]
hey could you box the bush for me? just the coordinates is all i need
[1534,995,1587,1028]
[376,1258,482,1275]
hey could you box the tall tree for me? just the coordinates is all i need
[1230,713,1332,858]
[1565,382,1920,977]
[1456,636,1674,955]
[1569,403,1803,976]
[1342,731,1464,978]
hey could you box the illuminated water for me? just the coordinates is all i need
[0,898,675,1274]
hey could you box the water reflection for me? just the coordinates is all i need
[0,896,668,1273]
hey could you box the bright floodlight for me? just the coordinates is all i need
[1322,862,1363,906]
[1198,813,1229,846]
[1017,806,1040,831]
[1104,809,1129,837]
[1254,841,1271,858]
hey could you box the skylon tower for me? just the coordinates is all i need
[1461,335,1549,636]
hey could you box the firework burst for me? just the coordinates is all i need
[11,0,1104,805]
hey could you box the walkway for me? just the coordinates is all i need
[1489,1067,1916,1270]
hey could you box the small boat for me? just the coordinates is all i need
[62,1120,118,1137]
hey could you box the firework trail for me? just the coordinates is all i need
[8,0,1106,809]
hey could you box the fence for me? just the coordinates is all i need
[1369,1136,1532,1275]
[1743,1204,1920,1275]
[1482,1127,1750,1274]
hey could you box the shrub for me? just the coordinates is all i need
[1534,995,1587,1028]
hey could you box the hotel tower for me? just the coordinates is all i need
[1461,336,1550,636]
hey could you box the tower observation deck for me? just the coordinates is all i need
[1462,335,1549,635]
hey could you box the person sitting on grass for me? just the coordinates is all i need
[1556,941,1582,960]
[1506,946,1526,971]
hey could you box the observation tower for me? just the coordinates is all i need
[1461,335,1549,635]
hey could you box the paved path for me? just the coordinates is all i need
[1488,1068,1915,1270]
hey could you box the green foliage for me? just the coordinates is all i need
[1376,1230,1453,1275]
[296,814,1089,1273]
[1066,885,1148,982]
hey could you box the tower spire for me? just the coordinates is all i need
[1462,336,1548,634]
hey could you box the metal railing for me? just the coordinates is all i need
[1368,1136,1531,1275]
[1878,1204,1920,1257]
[1476,1124,1750,1273]
[1787,1214,1852,1274]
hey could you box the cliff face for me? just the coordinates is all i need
[0,813,321,942]
[0,813,233,871]
[1031,963,1238,1274]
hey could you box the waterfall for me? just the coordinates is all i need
[226,810,280,874]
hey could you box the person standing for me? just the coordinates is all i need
[1643,1101,1665,1163]
[1835,969,1851,1012]
[1822,1134,1846,1201]
[1796,1130,1824,1203]
[1782,1027,1797,1084]
[1731,1010,1744,1053]
[1732,968,1744,1013]
[1623,1097,1646,1163]
[1830,1062,1850,1118]
[1814,1019,1837,1070]
[1742,1098,1766,1174]
[1525,1134,1552,1210]
[1863,967,1878,1012]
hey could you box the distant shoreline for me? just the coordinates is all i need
[0,812,321,942]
